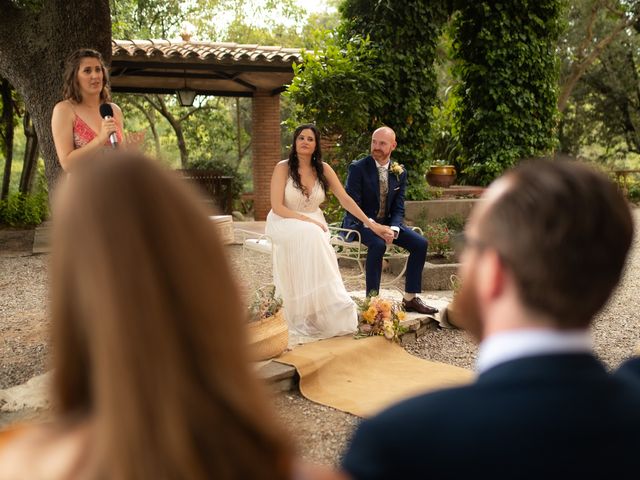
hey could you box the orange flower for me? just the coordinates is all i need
[363,306,377,324]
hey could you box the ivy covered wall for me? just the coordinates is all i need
[288,0,564,193]
[451,1,564,185]
[339,0,449,198]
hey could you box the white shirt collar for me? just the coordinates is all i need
[476,329,593,374]
[375,159,390,170]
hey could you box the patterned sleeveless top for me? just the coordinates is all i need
[70,103,123,149]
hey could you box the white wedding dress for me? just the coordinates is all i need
[265,177,358,339]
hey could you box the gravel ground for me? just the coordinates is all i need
[1,211,640,465]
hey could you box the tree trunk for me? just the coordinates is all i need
[0,0,111,197]
[19,112,39,194]
[146,94,188,167]
[131,99,162,158]
[1,78,14,200]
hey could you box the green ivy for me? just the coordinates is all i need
[451,1,564,185]
[340,0,449,198]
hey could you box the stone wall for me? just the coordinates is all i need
[405,199,480,224]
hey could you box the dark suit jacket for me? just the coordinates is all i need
[342,354,640,480]
[342,155,406,230]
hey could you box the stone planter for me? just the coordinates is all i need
[426,165,457,188]
[441,301,461,329]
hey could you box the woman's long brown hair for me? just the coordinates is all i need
[50,152,291,479]
[62,48,111,104]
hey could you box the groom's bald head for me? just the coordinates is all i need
[371,127,397,165]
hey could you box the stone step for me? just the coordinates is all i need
[32,221,52,254]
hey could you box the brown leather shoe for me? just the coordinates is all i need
[402,297,439,315]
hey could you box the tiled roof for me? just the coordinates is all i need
[112,39,303,65]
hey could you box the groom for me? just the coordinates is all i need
[342,126,437,314]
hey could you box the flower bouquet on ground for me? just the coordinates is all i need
[353,293,407,342]
[247,285,288,360]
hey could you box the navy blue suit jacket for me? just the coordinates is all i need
[342,354,640,479]
[342,155,406,230]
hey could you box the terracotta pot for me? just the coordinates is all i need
[426,165,457,188]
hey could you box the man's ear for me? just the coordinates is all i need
[477,250,506,302]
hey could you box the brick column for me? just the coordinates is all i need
[252,91,281,221]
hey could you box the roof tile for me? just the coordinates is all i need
[112,39,303,65]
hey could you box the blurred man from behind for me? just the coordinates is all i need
[342,158,640,480]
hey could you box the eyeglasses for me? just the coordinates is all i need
[453,232,511,269]
[452,232,488,256]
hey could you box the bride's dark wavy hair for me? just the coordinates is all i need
[288,124,329,195]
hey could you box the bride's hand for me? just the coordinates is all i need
[300,215,328,232]
[312,219,328,232]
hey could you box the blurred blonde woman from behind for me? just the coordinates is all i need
[0,152,293,479]
[51,48,124,171]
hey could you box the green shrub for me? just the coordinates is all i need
[440,214,465,232]
[0,191,49,227]
[424,221,451,256]
[627,182,640,204]
[186,157,245,204]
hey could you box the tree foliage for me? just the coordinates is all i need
[451,0,564,185]
[286,33,385,167]
[288,0,449,199]
[558,0,640,113]
[557,0,640,166]
[559,28,640,164]
[111,0,305,42]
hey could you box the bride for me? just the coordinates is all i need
[266,124,392,339]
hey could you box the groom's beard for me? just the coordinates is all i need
[372,150,389,163]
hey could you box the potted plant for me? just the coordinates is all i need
[426,160,457,188]
[247,285,288,360]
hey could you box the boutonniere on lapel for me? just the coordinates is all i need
[390,162,404,181]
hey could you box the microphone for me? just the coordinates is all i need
[99,103,118,148]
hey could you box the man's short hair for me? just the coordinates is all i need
[478,158,633,328]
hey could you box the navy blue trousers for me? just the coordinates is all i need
[358,225,428,296]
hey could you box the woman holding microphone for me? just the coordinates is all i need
[51,48,124,171]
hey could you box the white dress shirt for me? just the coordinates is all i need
[476,329,593,374]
